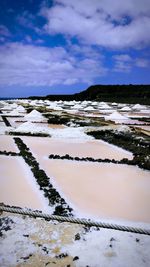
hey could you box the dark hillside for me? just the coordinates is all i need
[29,84,150,104]
[74,85,150,104]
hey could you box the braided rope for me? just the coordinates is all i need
[0,205,150,235]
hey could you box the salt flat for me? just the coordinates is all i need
[22,136,133,160]
[0,155,49,211]
[41,160,150,223]
[0,135,19,152]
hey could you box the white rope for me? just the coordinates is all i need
[0,205,150,235]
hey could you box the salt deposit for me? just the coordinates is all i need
[132,104,146,110]
[0,212,150,267]
[53,106,63,111]
[15,121,35,131]
[0,121,5,127]
[5,117,23,128]
[16,105,26,113]
[99,103,111,109]
[91,101,98,105]
[84,106,96,111]
[1,105,12,111]
[47,127,93,140]
[25,109,43,118]
[111,102,118,106]
[0,126,14,135]
[14,121,47,134]
[30,100,37,106]
[120,106,131,111]
[105,111,129,122]
[72,104,82,110]
[62,227,150,267]
[10,103,18,109]
[24,109,46,122]
[7,109,21,116]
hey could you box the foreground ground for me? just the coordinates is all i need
[1,211,150,267]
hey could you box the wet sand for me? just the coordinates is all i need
[33,123,66,129]
[22,136,133,160]
[0,156,49,211]
[48,123,66,129]
[0,135,19,152]
[42,160,150,223]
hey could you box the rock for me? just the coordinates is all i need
[75,233,81,240]
[73,256,79,261]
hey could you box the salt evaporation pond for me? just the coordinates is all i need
[42,160,150,223]
[0,135,19,152]
[7,117,67,129]
[0,121,5,127]
[22,136,133,160]
[6,117,23,128]
[0,156,49,211]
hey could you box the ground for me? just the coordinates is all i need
[1,211,150,267]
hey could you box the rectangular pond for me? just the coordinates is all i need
[0,155,49,211]
[0,135,19,152]
[41,159,150,223]
[22,136,133,161]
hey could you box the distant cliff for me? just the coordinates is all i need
[29,84,150,104]
[73,85,150,104]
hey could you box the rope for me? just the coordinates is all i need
[0,205,150,235]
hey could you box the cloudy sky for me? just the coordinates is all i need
[0,0,150,97]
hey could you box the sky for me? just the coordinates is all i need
[0,0,150,97]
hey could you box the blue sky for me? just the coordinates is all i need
[0,0,150,97]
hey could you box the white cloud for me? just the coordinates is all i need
[113,54,132,62]
[24,35,45,45]
[25,35,33,43]
[113,59,132,73]
[113,54,132,72]
[41,0,150,49]
[0,42,107,86]
[0,37,5,42]
[63,78,78,85]
[55,0,150,18]
[16,11,43,35]
[135,58,149,68]
[113,54,149,72]
[0,25,11,37]
[17,11,35,28]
